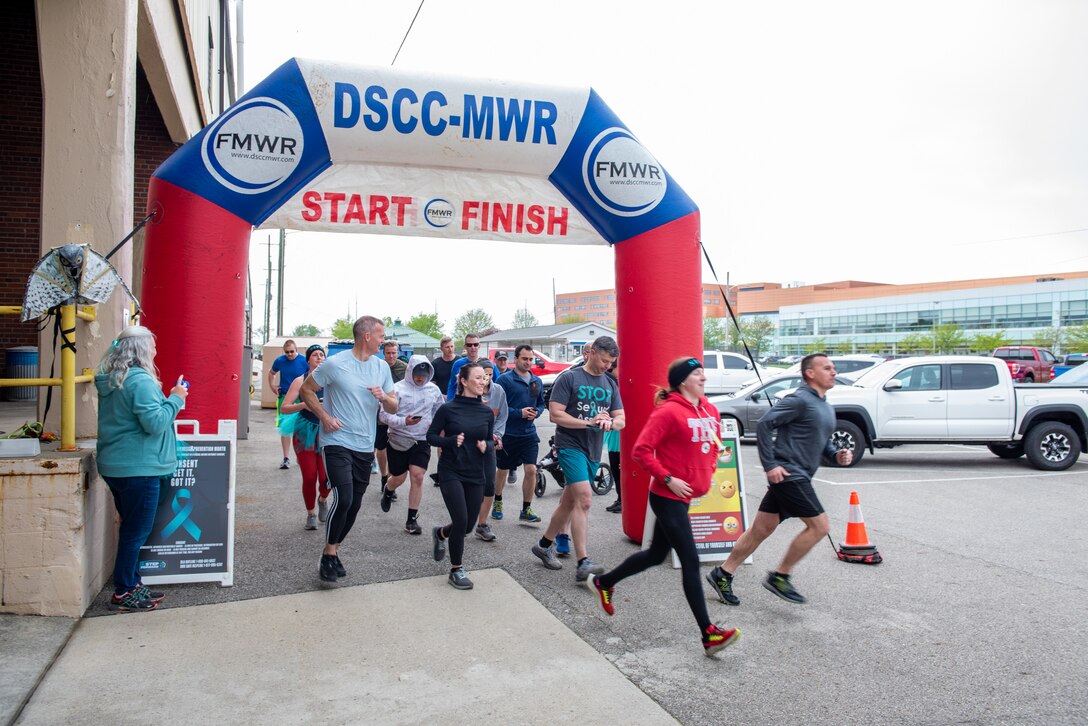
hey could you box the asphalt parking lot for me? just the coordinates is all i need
[79,406,1088,724]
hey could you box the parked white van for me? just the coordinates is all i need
[702,351,770,394]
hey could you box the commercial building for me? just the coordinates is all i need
[556,271,1088,354]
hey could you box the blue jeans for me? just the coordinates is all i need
[103,475,162,595]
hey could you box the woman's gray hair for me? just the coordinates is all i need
[98,325,159,389]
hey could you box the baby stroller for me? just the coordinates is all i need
[534,435,613,497]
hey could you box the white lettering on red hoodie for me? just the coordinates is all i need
[633,391,720,503]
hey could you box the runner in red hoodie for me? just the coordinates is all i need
[591,357,741,657]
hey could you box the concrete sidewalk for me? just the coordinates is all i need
[15,569,676,725]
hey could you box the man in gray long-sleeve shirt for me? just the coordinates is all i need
[706,353,852,606]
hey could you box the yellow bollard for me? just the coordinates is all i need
[59,305,77,451]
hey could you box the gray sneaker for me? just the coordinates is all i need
[432,526,447,562]
[475,523,496,541]
[508,470,518,484]
[532,543,562,570]
[575,558,606,583]
[448,568,473,590]
[304,513,318,530]
[317,498,329,523]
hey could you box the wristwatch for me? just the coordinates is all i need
[662,475,672,486]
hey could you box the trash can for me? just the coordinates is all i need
[327,340,353,358]
[4,346,39,401]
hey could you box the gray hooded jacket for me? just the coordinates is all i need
[380,354,446,450]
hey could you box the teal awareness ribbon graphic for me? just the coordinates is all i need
[162,488,202,541]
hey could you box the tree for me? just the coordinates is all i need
[511,308,539,328]
[898,332,933,354]
[831,337,856,355]
[933,323,966,354]
[742,317,776,358]
[968,330,1010,354]
[560,314,588,323]
[453,308,494,342]
[805,337,829,354]
[382,315,394,328]
[1065,323,1088,351]
[330,316,353,340]
[1030,327,1062,352]
[704,318,726,350]
[406,312,443,339]
[291,323,320,337]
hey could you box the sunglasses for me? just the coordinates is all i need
[465,343,480,347]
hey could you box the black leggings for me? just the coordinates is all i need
[608,450,621,502]
[597,492,710,632]
[321,446,374,546]
[438,474,484,567]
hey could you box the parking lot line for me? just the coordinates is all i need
[814,468,1086,486]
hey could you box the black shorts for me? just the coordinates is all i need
[497,435,539,470]
[375,423,389,451]
[387,440,431,476]
[758,478,825,520]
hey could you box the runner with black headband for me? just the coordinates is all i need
[591,356,741,657]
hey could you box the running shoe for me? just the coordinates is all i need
[109,590,157,612]
[706,566,740,606]
[448,568,474,590]
[380,487,394,513]
[763,572,806,604]
[280,457,290,470]
[319,555,338,583]
[532,543,562,570]
[508,470,517,484]
[333,554,347,577]
[491,500,504,520]
[519,507,541,523]
[431,472,440,487]
[702,624,741,656]
[318,498,329,523]
[382,475,397,500]
[432,526,447,561]
[304,513,318,530]
[575,558,605,583]
[405,519,422,535]
[605,499,622,513]
[592,576,614,616]
[475,523,496,541]
[555,533,571,557]
[134,584,165,603]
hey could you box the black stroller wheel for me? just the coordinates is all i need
[534,470,546,497]
[591,463,614,495]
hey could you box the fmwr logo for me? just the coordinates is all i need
[582,127,667,217]
[201,97,305,195]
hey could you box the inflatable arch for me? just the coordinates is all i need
[141,59,701,541]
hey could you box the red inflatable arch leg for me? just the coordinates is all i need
[615,211,702,542]
[141,178,252,431]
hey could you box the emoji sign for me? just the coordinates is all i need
[719,480,736,499]
[722,516,739,536]
[719,446,733,464]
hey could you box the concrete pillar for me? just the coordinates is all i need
[36,0,138,437]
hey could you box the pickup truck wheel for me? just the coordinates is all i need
[831,420,865,466]
[986,442,1024,459]
[1024,422,1081,471]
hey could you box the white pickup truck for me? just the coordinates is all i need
[825,355,1088,471]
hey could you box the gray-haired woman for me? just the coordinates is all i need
[95,326,188,612]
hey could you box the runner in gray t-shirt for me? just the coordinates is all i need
[532,337,625,582]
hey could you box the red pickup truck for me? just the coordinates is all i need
[992,346,1058,383]
[487,347,571,375]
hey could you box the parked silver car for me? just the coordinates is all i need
[709,374,854,439]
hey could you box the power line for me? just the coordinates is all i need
[391,1,425,67]
[953,227,1088,246]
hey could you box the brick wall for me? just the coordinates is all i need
[0,1,44,355]
[132,62,182,295]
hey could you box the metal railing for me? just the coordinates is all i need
[0,304,97,451]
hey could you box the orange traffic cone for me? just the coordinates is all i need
[834,491,882,564]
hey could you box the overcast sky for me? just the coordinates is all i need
[240,0,1088,337]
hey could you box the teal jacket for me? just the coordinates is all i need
[95,367,184,478]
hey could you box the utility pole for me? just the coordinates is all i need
[276,228,286,336]
[263,234,273,345]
